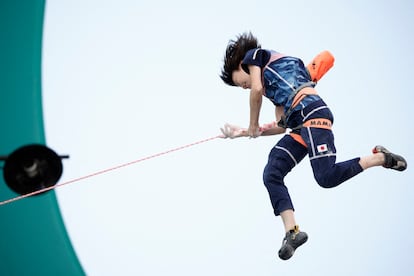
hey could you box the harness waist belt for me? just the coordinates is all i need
[302,118,332,130]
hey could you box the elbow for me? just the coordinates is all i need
[250,87,263,101]
[250,84,263,95]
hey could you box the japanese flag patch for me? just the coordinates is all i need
[317,144,328,153]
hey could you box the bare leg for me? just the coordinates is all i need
[280,209,296,232]
[359,152,385,170]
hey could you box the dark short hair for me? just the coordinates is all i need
[220,32,261,86]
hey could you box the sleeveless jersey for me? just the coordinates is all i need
[241,48,319,114]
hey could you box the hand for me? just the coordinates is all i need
[220,123,247,139]
[259,121,277,132]
[247,124,261,138]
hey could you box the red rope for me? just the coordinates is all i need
[0,135,222,206]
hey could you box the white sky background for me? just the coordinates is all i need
[42,0,414,275]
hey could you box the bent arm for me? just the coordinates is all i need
[261,125,286,136]
[260,105,286,136]
[220,120,285,138]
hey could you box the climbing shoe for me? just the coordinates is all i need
[278,225,308,260]
[372,145,407,171]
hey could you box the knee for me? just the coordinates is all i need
[263,147,296,188]
[263,165,284,188]
[314,173,334,189]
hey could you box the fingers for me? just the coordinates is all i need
[248,126,261,138]
[220,126,230,138]
[220,126,228,138]
[220,123,245,139]
[220,123,234,138]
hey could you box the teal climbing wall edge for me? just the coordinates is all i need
[0,1,85,275]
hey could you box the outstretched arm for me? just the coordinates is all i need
[220,121,285,138]
[260,123,286,136]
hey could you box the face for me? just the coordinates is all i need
[231,64,251,89]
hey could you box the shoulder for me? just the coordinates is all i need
[241,48,271,73]
[243,48,271,64]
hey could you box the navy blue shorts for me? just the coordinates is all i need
[263,99,363,215]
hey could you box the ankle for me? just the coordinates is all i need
[287,225,300,234]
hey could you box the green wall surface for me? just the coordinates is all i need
[0,1,85,275]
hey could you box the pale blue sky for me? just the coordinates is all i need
[42,1,413,275]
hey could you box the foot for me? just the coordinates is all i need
[372,145,407,171]
[278,225,308,260]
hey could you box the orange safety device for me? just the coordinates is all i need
[306,50,335,83]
